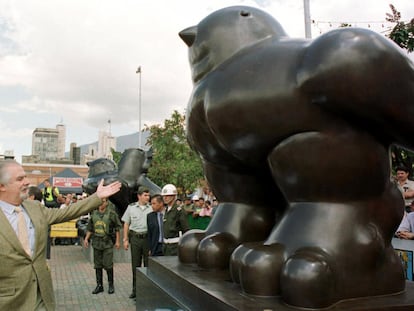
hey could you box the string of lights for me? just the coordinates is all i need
[311,19,399,35]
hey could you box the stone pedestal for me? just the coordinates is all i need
[136,256,414,311]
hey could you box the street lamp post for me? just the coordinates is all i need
[303,0,312,39]
[136,66,142,149]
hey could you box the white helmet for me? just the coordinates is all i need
[161,184,177,196]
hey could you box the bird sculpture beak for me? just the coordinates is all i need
[179,26,197,47]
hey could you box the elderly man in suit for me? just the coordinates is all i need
[0,160,121,311]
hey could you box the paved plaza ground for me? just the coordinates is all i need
[50,245,136,311]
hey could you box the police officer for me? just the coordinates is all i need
[42,179,59,208]
[161,184,190,256]
[84,198,122,294]
[122,187,152,299]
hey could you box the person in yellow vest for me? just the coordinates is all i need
[42,179,60,208]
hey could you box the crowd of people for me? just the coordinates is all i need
[0,159,222,309]
[119,183,219,299]
[21,167,219,304]
[181,194,218,230]
[395,166,414,239]
[65,181,219,300]
[41,178,219,299]
[6,156,414,309]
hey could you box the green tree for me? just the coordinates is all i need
[386,4,414,52]
[386,5,414,173]
[145,110,204,196]
[391,145,414,174]
[111,148,122,165]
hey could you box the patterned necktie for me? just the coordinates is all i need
[14,206,31,256]
[158,212,164,243]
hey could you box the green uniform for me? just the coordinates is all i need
[183,203,194,214]
[163,203,190,256]
[87,208,122,269]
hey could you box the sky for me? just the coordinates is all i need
[1,0,413,162]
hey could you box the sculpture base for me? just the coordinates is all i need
[136,256,414,311]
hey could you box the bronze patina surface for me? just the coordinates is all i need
[178,6,414,309]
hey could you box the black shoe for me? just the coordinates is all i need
[129,292,136,299]
[92,285,104,294]
[108,284,115,294]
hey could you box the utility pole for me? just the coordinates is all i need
[304,0,312,39]
[136,66,142,149]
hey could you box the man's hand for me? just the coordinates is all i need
[397,231,414,240]
[84,238,89,248]
[96,179,122,199]
[404,190,414,199]
[123,240,129,251]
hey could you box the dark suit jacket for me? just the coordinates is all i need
[0,194,102,311]
[147,211,162,256]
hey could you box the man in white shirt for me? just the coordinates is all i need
[121,187,152,299]
[396,204,414,240]
[396,166,414,212]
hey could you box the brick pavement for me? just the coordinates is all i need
[50,245,136,311]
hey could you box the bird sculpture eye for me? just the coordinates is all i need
[240,10,250,17]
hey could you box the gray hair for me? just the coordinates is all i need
[0,160,18,185]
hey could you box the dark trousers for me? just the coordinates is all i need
[93,247,114,270]
[129,232,149,290]
[152,243,163,256]
[44,200,58,208]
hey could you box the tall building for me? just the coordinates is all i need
[82,144,98,165]
[56,124,66,158]
[70,143,81,165]
[98,130,116,160]
[32,124,66,161]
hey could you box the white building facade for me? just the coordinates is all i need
[32,124,66,161]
